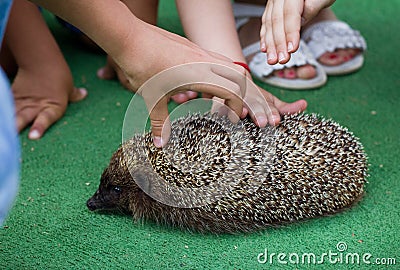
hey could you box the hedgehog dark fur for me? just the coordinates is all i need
[87,113,368,233]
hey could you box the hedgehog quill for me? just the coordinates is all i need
[87,113,368,233]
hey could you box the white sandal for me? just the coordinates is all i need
[233,3,327,90]
[302,20,367,75]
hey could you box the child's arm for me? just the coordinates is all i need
[32,0,250,147]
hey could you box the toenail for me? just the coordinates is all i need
[97,68,105,77]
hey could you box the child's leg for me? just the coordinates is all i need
[177,0,245,62]
[175,0,307,115]
[1,0,86,139]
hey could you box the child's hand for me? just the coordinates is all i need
[260,0,335,65]
[13,72,87,139]
[33,0,306,147]
[212,79,308,128]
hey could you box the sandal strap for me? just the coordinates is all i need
[235,17,250,29]
[302,21,367,59]
[232,3,265,18]
[233,3,264,29]
[243,42,261,58]
[249,40,318,77]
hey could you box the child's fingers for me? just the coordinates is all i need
[260,8,268,53]
[15,107,37,133]
[264,1,278,64]
[273,96,308,115]
[271,0,289,64]
[148,96,171,148]
[284,0,303,53]
[139,63,247,147]
[28,106,64,140]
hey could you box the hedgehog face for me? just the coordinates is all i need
[86,147,142,214]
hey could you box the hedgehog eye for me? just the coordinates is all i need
[112,186,122,193]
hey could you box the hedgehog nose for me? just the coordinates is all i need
[86,198,98,211]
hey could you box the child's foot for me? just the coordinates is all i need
[302,8,365,75]
[97,56,132,89]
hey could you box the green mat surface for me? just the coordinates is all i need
[1,1,399,269]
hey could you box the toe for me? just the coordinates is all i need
[283,68,297,79]
[97,66,115,80]
[318,51,343,66]
[273,70,285,78]
[297,64,317,79]
[69,87,88,102]
[337,48,360,62]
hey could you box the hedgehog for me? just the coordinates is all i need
[86,113,368,234]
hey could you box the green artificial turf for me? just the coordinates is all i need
[1,0,399,269]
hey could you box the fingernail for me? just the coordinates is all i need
[287,42,294,52]
[278,52,286,62]
[267,52,276,61]
[29,130,41,140]
[153,136,163,148]
[256,116,268,127]
[261,42,266,52]
[271,115,280,125]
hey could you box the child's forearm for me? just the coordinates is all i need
[176,0,246,62]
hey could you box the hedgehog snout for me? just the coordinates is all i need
[86,189,101,211]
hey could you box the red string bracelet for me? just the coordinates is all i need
[233,61,251,73]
